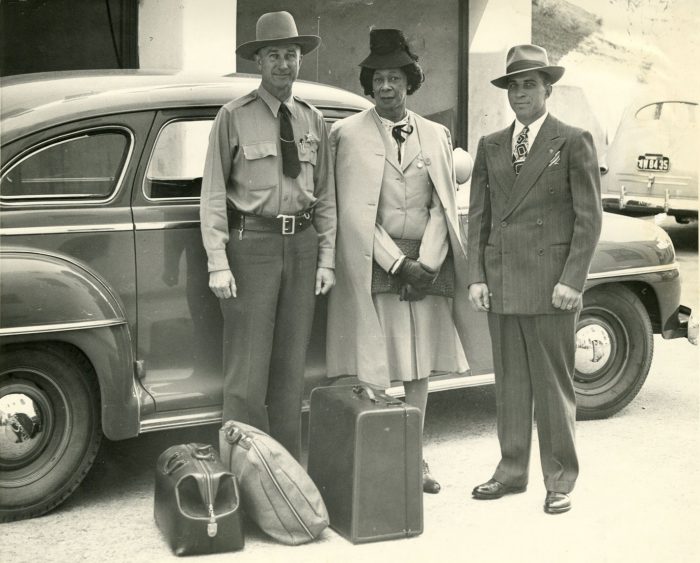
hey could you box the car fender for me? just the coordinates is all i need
[0,249,142,439]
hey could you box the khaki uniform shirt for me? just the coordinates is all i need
[200,86,336,272]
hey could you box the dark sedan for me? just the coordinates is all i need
[0,71,694,522]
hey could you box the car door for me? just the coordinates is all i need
[131,108,224,413]
[0,112,154,341]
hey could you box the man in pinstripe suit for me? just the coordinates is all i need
[466,45,602,514]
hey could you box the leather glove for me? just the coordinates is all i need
[399,283,426,302]
[395,258,436,291]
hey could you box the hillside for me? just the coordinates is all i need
[532,0,602,64]
[532,0,698,134]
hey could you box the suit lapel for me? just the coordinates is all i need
[370,110,402,173]
[412,115,462,241]
[502,115,565,218]
[486,125,517,197]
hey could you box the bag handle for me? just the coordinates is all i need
[192,444,216,461]
[221,422,251,450]
[352,384,377,403]
[163,451,186,475]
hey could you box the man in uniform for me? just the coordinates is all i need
[466,45,602,513]
[200,11,335,460]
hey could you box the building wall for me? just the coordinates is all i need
[136,0,530,150]
[138,0,237,72]
[468,0,531,152]
[0,0,138,76]
[237,0,461,135]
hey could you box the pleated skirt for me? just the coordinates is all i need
[372,292,468,382]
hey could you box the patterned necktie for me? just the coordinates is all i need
[512,125,529,175]
[391,124,414,163]
[279,104,301,178]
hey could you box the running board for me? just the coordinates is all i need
[139,372,497,433]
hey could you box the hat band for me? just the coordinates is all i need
[505,59,547,74]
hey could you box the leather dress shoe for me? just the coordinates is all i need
[472,478,526,500]
[423,460,441,494]
[544,491,571,514]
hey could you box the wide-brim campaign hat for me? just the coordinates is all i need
[359,28,417,69]
[236,11,321,61]
[491,44,565,89]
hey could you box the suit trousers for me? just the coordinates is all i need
[488,312,579,493]
[220,227,318,461]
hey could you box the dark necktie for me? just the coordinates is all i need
[279,104,300,178]
[512,125,529,175]
[391,123,414,163]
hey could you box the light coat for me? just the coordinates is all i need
[326,109,492,388]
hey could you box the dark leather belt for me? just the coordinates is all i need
[229,209,313,235]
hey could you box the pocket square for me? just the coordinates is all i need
[548,151,561,167]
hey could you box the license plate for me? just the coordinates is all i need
[637,153,670,171]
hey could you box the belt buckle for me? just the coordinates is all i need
[278,214,296,235]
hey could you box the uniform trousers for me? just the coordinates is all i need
[220,227,318,461]
[488,312,579,493]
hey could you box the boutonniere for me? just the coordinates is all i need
[299,132,319,151]
[548,150,561,167]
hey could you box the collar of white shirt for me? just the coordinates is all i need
[512,111,548,149]
[258,85,296,118]
[373,108,411,132]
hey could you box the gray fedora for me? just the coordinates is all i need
[236,11,321,61]
[491,44,565,89]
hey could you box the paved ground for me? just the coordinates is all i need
[4,219,698,563]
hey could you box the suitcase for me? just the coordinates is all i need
[154,443,244,556]
[307,384,423,543]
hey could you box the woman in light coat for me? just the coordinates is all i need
[326,29,490,493]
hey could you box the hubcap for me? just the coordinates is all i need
[574,308,628,394]
[0,391,47,463]
[575,323,613,375]
[0,371,68,482]
[0,381,55,472]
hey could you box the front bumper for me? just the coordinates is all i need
[602,190,698,217]
[670,305,698,344]
[686,307,699,345]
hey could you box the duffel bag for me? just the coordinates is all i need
[154,443,244,556]
[219,420,329,545]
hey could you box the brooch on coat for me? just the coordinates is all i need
[416,154,431,169]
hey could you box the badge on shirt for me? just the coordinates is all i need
[299,132,320,153]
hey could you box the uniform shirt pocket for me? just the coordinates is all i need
[241,141,278,190]
[298,143,318,166]
[297,141,318,197]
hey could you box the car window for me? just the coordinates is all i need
[144,111,356,200]
[145,119,213,200]
[635,101,697,125]
[0,129,130,202]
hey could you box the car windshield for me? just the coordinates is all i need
[634,101,697,125]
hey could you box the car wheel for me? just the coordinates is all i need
[574,285,653,420]
[0,344,102,522]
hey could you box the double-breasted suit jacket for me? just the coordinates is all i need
[466,113,602,493]
[326,108,492,389]
[466,114,602,313]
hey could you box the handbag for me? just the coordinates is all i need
[154,443,244,556]
[219,420,329,545]
[371,238,455,297]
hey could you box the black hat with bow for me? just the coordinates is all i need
[359,28,417,69]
